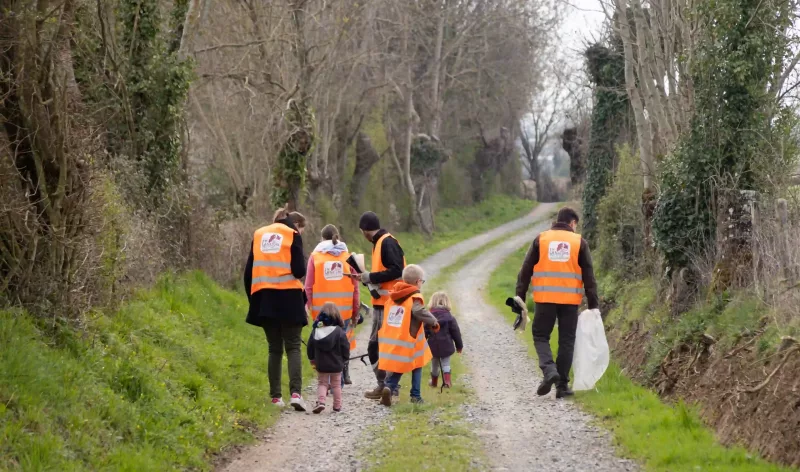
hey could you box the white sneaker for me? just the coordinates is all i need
[271,397,286,407]
[290,393,307,412]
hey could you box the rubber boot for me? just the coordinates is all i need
[343,362,352,385]
[429,376,438,387]
[442,372,452,388]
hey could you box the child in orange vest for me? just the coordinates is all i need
[379,264,439,406]
[307,302,351,413]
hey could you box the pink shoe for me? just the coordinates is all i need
[271,397,285,407]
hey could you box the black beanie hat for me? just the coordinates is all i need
[358,211,381,231]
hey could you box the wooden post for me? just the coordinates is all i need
[751,199,761,296]
[776,199,794,283]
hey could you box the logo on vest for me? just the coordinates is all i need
[548,241,571,262]
[386,306,405,328]
[260,233,283,254]
[323,261,344,281]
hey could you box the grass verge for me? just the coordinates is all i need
[0,271,311,471]
[485,246,793,472]
[360,277,485,471]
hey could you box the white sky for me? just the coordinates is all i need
[557,0,606,68]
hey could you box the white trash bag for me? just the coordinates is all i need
[572,309,609,391]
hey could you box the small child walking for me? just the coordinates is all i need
[307,302,351,413]
[427,292,463,388]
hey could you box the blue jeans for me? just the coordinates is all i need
[385,367,422,399]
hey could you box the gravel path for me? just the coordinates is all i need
[449,218,639,472]
[219,204,557,472]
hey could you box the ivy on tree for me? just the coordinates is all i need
[582,41,631,244]
[652,0,796,273]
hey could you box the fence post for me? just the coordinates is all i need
[776,199,794,284]
[751,199,761,296]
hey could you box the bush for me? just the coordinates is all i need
[596,145,646,277]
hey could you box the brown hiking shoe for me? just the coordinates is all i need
[380,387,392,407]
[364,385,384,399]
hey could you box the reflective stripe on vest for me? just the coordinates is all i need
[377,295,432,374]
[371,233,405,306]
[310,251,354,321]
[251,223,302,294]
[531,230,584,305]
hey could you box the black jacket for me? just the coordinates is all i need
[427,308,463,358]
[367,229,405,306]
[515,222,599,309]
[243,218,308,327]
[307,325,350,373]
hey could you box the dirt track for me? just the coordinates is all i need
[220,202,632,471]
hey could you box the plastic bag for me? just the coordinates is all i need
[572,309,609,391]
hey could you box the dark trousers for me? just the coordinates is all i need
[532,303,579,386]
[367,339,387,387]
[368,306,386,387]
[263,320,303,398]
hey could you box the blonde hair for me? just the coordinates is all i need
[429,292,451,311]
[402,264,425,284]
[272,205,307,229]
[320,302,344,327]
[321,224,340,245]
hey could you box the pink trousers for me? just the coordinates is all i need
[317,372,342,410]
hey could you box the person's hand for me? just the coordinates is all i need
[432,322,440,333]
[310,361,316,370]
[457,348,463,354]
[360,272,371,284]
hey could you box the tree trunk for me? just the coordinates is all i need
[614,0,655,193]
[429,0,446,138]
[349,132,382,208]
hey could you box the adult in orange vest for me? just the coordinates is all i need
[515,207,599,399]
[303,224,360,385]
[244,208,309,411]
[356,211,407,400]
[377,264,439,406]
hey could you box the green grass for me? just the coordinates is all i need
[348,194,536,264]
[361,352,482,471]
[485,246,793,472]
[0,271,311,471]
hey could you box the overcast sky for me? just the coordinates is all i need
[558,0,607,67]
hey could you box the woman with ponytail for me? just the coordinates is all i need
[304,224,360,385]
[244,206,309,411]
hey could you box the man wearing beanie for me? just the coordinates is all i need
[357,211,406,399]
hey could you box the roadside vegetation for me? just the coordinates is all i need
[0,272,300,471]
[486,246,793,472]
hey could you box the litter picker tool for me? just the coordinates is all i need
[346,253,383,300]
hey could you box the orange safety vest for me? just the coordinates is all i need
[250,223,303,294]
[531,230,585,305]
[310,251,356,350]
[377,294,432,374]
[371,233,405,306]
